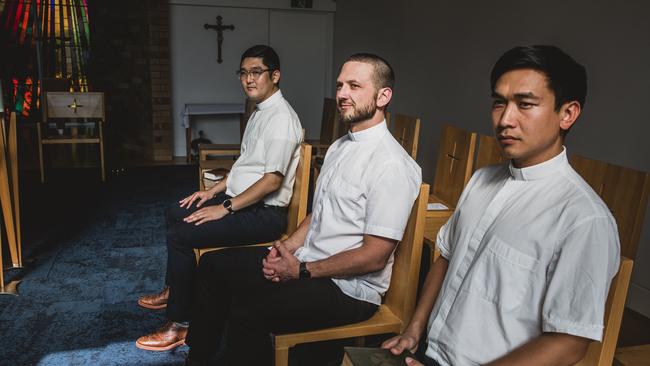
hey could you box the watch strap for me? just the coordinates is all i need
[299,262,311,279]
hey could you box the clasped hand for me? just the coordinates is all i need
[262,241,300,282]
[381,332,422,365]
[179,190,228,226]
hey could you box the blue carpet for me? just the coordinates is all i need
[0,166,196,366]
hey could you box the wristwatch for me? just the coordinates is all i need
[222,199,235,214]
[299,262,311,279]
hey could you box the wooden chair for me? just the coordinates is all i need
[424,125,476,263]
[570,155,650,259]
[575,256,633,366]
[474,134,505,170]
[390,113,420,159]
[305,98,339,157]
[271,183,429,366]
[37,91,106,182]
[194,143,312,261]
[198,99,256,189]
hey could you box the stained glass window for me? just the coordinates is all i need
[0,0,90,118]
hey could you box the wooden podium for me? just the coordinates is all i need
[37,92,106,182]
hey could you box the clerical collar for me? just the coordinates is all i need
[256,89,283,111]
[509,147,569,181]
[347,120,388,142]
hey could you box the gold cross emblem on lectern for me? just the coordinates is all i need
[67,98,83,113]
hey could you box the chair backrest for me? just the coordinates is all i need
[474,135,505,171]
[570,155,650,259]
[432,125,477,207]
[391,113,421,159]
[575,256,633,366]
[286,143,312,234]
[239,98,257,141]
[319,98,338,144]
[384,183,429,331]
[44,92,105,121]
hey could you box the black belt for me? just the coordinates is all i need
[263,204,288,211]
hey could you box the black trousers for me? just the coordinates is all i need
[164,192,287,322]
[185,246,378,365]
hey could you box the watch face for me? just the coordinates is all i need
[223,199,234,213]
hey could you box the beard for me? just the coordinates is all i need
[339,97,377,124]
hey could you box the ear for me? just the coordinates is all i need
[376,87,393,109]
[271,69,281,85]
[559,100,581,132]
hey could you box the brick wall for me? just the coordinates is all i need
[89,0,172,162]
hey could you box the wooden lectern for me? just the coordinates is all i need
[37,92,106,182]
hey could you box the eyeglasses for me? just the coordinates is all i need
[236,68,271,80]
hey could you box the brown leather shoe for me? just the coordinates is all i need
[136,321,188,351]
[138,287,169,310]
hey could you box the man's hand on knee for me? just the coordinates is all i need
[179,190,213,209]
[183,205,228,225]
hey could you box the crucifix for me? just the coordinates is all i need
[204,15,235,64]
[447,142,460,173]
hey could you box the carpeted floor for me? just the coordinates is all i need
[0,166,196,366]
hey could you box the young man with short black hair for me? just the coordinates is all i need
[384,45,620,366]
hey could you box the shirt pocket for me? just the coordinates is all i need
[464,236,539,312]
[329,178,365,221]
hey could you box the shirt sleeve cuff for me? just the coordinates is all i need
[543,316,603,341]
[365,224,404,241]
[437,240,451,259]
[264,164,288,176]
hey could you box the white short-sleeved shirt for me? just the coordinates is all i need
[425,148,620,366]
[295,121,422,305]
[226,90,303,207]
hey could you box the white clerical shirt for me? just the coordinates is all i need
[226,90,302,207]
[295,121,422,305]
[425,148,620,366]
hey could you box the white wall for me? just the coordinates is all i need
[170,0,335,156]
[334,0,650,317]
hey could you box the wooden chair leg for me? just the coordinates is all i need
[37,122,45,183]
[8,112,21,266]
[274,346,290,366]
[0,120,19,267]
[99,121,105,182]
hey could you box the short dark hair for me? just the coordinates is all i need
[345,53,395,90]
[241,45,280,71]
[490,45,587,111]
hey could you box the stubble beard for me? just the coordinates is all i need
[339,98,377,125]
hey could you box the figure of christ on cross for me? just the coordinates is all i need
[204,15,235,63]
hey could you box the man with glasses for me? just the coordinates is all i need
[135,45,303,351]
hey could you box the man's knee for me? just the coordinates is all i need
[165,201,189,224]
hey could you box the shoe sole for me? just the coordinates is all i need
[135,339,185,351]
[137,298,167,310]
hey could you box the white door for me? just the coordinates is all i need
[269,10,334,140]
